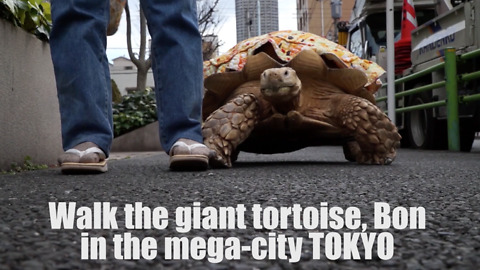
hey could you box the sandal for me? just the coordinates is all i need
[58,142,108,173]
[169,139,210,171]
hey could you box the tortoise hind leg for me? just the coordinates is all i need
[336,95,402,165]
[202,94,258,168]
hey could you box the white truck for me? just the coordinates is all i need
[347,0,480,151]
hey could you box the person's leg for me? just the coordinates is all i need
[140,0,204,152]
[50,0,113,160]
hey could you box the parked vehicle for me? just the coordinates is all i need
[347,0,480,151]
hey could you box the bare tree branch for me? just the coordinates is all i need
[124,0,222,91]
[138,7,152,68]
[125,2,140,67]
[197,0,223,60]
[125,1,152,91]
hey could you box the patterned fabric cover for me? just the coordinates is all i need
[203,30,385,93]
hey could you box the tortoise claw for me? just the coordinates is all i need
[384,157,394,165]
[208,152,230,168]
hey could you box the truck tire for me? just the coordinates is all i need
[460,119,475,152]
[406,94,447,149]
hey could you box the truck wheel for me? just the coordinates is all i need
[406,94,447,149]
[460,119,475,152]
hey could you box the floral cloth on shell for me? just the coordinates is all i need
[203,30,385,93]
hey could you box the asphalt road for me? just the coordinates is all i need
[0,141,479,270]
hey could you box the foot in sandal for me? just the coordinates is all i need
[58,142,108,174]
[169,138,211,171]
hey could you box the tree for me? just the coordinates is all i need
[197,0,223,60]
[125,2,151,92]
[124,0,222,91]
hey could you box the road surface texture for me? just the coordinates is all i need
[0,141,479,270]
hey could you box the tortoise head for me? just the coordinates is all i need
[260,67,301,109]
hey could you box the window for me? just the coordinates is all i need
[365,10,435,47]
[349,28,363,57]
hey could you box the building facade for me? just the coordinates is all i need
[235,0,279,42]
[297,0,355,40]
[109,57,155,95]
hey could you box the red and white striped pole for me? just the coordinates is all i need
[400,0,417,41]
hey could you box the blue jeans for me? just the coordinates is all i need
[50,0,204,156]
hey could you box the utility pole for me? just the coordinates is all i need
[386,0,396,123]
[331,0,342,41]
[246,8,252,38]
[321,0,325,36]
[257,0,261,35]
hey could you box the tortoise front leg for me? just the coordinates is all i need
[342,140,361,162]
[336,95,402,164]
[202,94,258,168]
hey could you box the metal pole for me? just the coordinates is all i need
[444,47,460,151]
[257,0,261,35]
[246,10,251,38]
[386,0,396,124]
[321,0,325,36]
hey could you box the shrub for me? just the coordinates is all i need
[112,88,157,137]
[0,0,52,40]
[111,79,122,104]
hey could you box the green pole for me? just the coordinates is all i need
[444,48,460,151]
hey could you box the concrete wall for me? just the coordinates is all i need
[0,20,63,170]
[111,121,163,152]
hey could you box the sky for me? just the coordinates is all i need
[106,0,298,62]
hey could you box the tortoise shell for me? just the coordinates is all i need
[203,30,385,93]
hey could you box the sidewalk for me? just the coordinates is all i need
[108,151,163,161]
